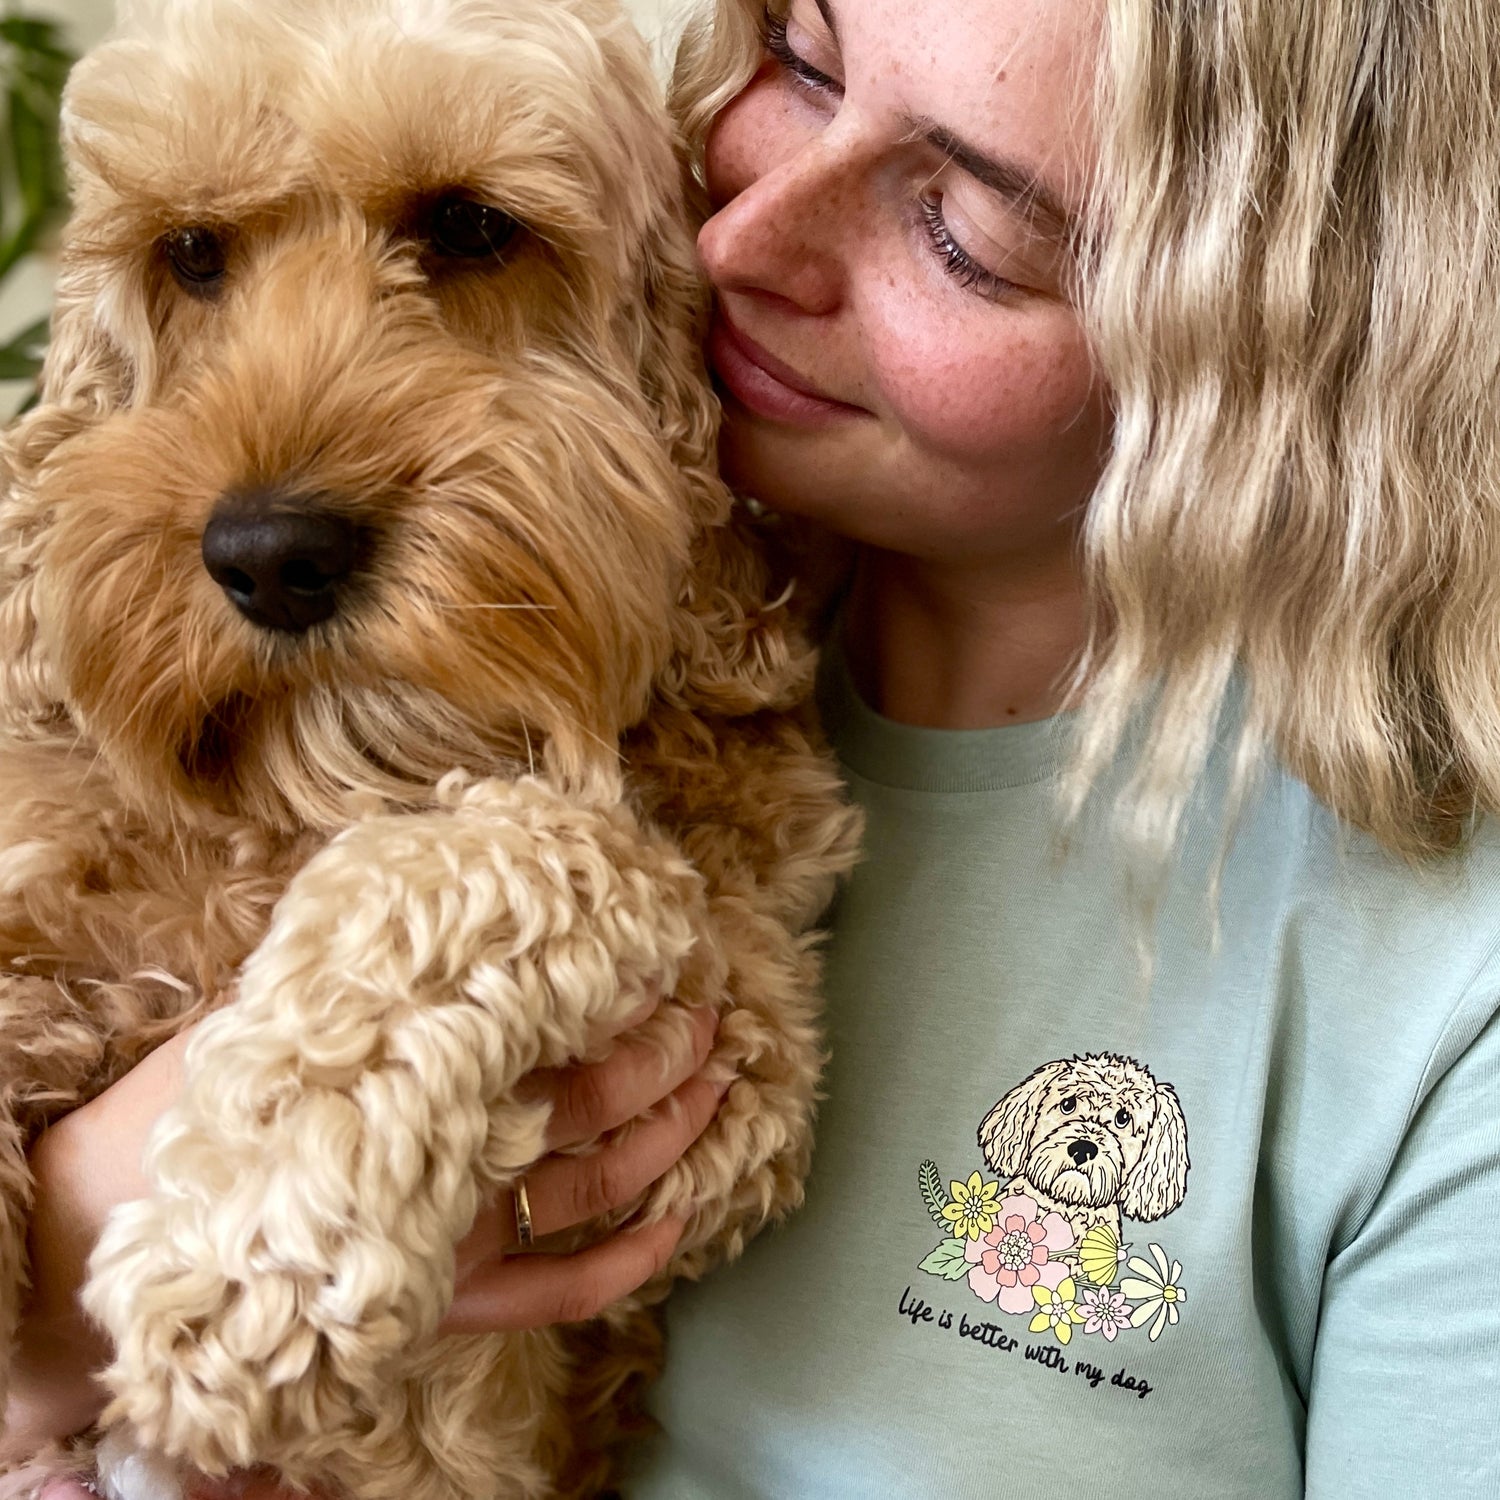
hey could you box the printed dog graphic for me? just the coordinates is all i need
[978,1053,1190,1242]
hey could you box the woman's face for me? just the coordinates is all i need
[700,0,1109,568]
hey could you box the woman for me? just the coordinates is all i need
[13,0,1500,1493]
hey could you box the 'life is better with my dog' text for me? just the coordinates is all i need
[897,1285,1156,1400]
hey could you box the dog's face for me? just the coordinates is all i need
[1,0,722,828]
[978,1053,1190,1223]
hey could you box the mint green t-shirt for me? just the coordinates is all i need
[629,661,1500,1498]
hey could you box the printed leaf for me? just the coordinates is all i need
[918,1159,948,1226]
[918,1239,971,1281]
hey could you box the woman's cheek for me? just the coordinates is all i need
[704,66,802,210]
[703,88,761,209]
[871,307,1101,470]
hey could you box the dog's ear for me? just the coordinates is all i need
[1119,1081,1190,1222]
[978,1059,1067,1179]
[29,298,130,429]
[659,509,816,717]
[634,159,721,510]
[632,148,816,719]
[0,277,130,717]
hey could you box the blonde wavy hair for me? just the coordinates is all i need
[671,0,1500,887]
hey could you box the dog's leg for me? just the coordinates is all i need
[81,775,719,1485]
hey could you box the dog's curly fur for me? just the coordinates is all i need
[0,1,860,1496]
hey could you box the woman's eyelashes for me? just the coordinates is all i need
[920,195,1020,302]
[763,8,1018,304]
[764,10,841,94]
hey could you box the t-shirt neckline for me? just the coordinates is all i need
[818,646,1070,793]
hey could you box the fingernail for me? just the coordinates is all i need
[624,994,659,1028]
[39,1483,90,1500]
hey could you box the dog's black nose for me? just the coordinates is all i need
[202,492,357,634]
[1068,1139,1099,1165]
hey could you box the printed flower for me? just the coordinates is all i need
[1078,1221,1131,1286]
[1120,1243,1187,1341]
[942,1171,1005,1241]
[1078,1285,1133,1341]
[966,1194,1076,1314]
[1029,1275,1088,1345]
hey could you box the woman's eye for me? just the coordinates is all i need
[162,226,230,293]
[428,196,520,260]
[1060,1096,1077,1115]
[919,196,1018,304]
[1115,1108,1132,1129]
[764,9,841,94]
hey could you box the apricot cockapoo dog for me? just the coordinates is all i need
[0,0,858,1496]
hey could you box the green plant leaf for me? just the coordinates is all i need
[0,16,73,62]
[918,1159,949,1227]
[0,11,76,279]
[0,311,50,380]
[918,1238,971,1281]
[11,92,48,218]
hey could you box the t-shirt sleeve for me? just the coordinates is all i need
[1304,997,1500,1497]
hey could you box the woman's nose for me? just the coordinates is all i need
[698,127,854,317]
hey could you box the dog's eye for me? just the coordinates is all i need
[162,227,230,291]
[1060,1096,1077,1114]
[1115,1108,1132,1128]
[428,195,520,260]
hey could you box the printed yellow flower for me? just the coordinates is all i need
[941,1171,1004,1241]
[1029,1275,1088,1345]
[1078,1221,1131,1286]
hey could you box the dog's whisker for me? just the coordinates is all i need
[577,720,624,764]
[433,602,558,612]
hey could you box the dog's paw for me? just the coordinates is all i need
[83,1194,361,1475]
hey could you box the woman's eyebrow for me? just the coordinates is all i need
[913,119,1081,250]
[808,0,1082,250]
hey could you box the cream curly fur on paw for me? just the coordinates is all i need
[0,0,860,1495]
[84,781,710,1473]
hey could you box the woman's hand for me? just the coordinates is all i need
[3,1028,198,1463]
[441,996,724,1333]
[4,995,725,1463]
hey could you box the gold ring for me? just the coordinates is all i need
[513,1175,534,1250]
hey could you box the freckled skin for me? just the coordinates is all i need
[699,0,1110,569]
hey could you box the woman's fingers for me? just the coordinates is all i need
[590,979,664,1047]
[528,1072,727,1238]
[440,1214,687,1335]
[39,1482,95,1500]
[539,1004,718,1150]
[463,1069,727,1266]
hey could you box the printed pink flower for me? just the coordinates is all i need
[965,1194,1076,1314]
[1078,1285,1133,1341]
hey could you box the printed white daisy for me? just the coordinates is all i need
[1120,1243,1187,1341]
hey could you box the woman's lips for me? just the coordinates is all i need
[707,311,868,428]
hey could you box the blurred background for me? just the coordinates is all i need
[0,0,684,414]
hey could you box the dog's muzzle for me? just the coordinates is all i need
[202,488,359,634]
